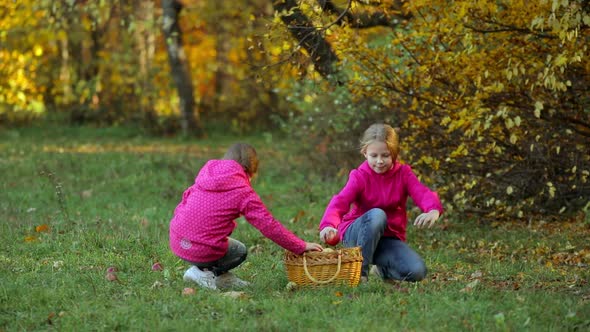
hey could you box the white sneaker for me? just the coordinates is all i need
[215,272,250,289]
[183,266,217,290]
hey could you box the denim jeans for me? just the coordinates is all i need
[342,208,427,282]
[185,237,247,276]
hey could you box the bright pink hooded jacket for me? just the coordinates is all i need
[319,161,443,242]
[170,160,306,263]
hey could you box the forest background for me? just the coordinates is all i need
[1,0,590,330]
[2,0,589,222]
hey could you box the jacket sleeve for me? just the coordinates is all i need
[319,170,362,230]
[403,166,444,215]
[240,189,307,255]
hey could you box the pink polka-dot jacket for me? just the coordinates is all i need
[169,159,306,263]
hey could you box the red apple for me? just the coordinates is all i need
[325,232,340,246]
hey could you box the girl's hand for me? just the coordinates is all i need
[414,210,440,228]
[319,227,337,243]
[304,242,323,252]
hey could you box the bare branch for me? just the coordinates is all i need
[272,0,341,82]
[320,0,411,28]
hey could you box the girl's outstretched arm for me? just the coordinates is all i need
[414,209,440,228]
[403,165,443,229]
[319,170,362,230]
[304,242,323,252]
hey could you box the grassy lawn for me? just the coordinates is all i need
[1,124,589,331]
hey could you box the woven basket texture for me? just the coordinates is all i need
[284,247,363,287]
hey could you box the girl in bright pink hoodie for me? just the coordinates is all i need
[170,143,322,290]
[319,124,443,283]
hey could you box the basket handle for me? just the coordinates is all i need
[302,250,342,284]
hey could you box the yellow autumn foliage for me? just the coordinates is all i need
[276,0,589,220]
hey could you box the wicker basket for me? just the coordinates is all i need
[283,247,363,287]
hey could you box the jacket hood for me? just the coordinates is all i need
[195,159,250,192]
[359,160,402,177]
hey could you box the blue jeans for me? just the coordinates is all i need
[342,208,427,282]
[184,238,247,276]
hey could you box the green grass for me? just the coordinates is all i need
[1,124,589,331]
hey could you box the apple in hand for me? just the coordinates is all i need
[325,231,340,246]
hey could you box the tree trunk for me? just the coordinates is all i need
[59,36,73,104]
[272,0,342,84]
[212,1,233,113]
[162,0,203,136]
[134,0,156,114]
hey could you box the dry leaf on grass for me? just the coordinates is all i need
[460,279,480,293]
[151,281,163,289]
[182,287,195,296]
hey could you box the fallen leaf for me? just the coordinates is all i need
[47,312,55,325]
[24,235,38,242]
[151,262,163,271]
[460,279,480,293]
[151,281,163,289]
[36,224,50,233]
[290,210,305,223]
[182,287,195,296]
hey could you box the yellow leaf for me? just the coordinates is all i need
[270,46,282,56]
[24,235,38,242]
[509,134,517,144]
[554,55,567,66]
[547,182,556,198]
[534,101,543,118]
[505,118,514,129]
[35,224,49,232]
[33,45,43,57]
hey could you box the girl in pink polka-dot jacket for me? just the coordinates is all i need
[170,143,323,290]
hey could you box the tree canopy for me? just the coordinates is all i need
[1,0,588,221]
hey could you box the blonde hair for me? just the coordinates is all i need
[223,143,259,177]
[360,124,400,161]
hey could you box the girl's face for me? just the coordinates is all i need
[364,141,393,174]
